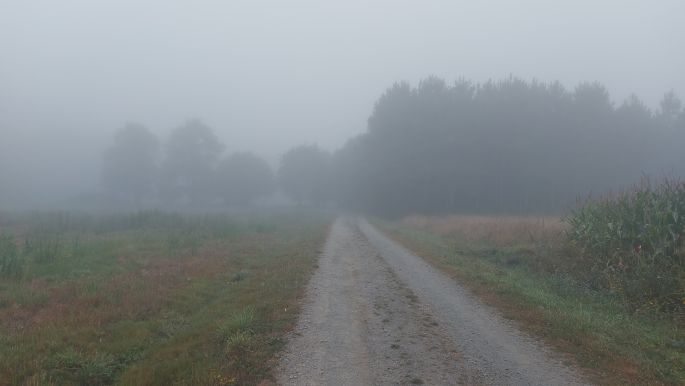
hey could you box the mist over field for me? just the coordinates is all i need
[3,3,685,385]
[1,0,684,211]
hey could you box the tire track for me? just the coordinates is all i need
[277,217,588,385]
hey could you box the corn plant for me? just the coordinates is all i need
[565,178,685,313]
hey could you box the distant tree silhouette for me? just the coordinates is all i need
[278,144,331,205]
[332,76,685,216]
[217,152,275,205]
[97,78,684,215]
[659,90,683,128]
[159,119,224,204]
[102,123,159,205]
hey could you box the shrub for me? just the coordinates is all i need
[565,178,685,312]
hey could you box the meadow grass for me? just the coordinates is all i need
[377,216,684,386]
[0,210,330,386]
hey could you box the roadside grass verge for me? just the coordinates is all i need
[0,210,330,385]
[375,216,684,386]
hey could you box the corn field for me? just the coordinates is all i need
[566,178,685,313]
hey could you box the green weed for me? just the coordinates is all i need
[217,307,256,342]
[225,330,254,350]
[24,231,63,263]
[52,348,120,386]
[0,233,22,277]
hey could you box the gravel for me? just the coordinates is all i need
[277,217,589,386]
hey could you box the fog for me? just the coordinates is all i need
[1,0,684,209]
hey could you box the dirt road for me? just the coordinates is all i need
[277,217,589,385]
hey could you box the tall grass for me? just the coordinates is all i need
[0,233,22,277]
[566,178,685,313]
[402,215,566,246]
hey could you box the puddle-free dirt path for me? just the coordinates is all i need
[277,217,588,386]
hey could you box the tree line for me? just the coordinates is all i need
[102,119,274,207]
[330,77,684,215]
[103,77,685,215]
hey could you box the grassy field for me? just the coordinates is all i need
[376,215,685,386]
[0,210,330,386]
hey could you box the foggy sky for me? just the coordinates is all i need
[1,0,684,207]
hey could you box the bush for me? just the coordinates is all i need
[0,233,22,277]
[565,178,685,313]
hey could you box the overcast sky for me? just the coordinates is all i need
[1,0,684,206]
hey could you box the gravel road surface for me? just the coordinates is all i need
[277,217,588,386]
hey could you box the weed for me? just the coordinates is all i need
[53,348,120,386]
[24,231,63,263]
[0,233,22,277]
[70,235,85,258]
[217,307,255,341]
[14,288,50,307]
[225,330,253,350]
[231,307,256,330]
[157,312,191,340]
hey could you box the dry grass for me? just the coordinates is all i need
[401,215,566,247]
